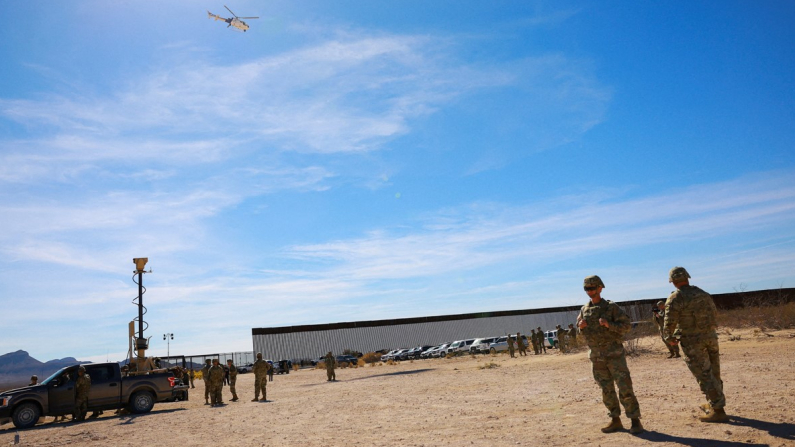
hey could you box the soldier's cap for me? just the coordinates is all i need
[256,353,263,358]
[205,359,212,363]
[31,375,38,379]
[656,300,665,306]
[669,266,691,283]
[78,366,86,372]
[583,275,605,288]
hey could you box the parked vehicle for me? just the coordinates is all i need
[446,339,477,354]
[335,355,358,366]
[470,337,498,354]
[406,345,433,360]
[391,349,410,361]
[488,335,528,354]
[274,360,292,374]
[544,330,559,349]
[380,350,400,362]
[236,363,253,374]
[430,344,451,358]
[420,345,443,359]
[0,362,188,429]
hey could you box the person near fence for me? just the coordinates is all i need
[577,275,643,434]
[516,332,527,356]
[252,353,269,401]
[325,351,336,381]
[653,300,681,358]
[664,266,727,423]
[201,359,212,405]
[227,359,239,401]
[530,329,540,355]
[208,359,225,406]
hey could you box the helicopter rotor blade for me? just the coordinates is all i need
[224,5,237,17]
[238,16,258,19]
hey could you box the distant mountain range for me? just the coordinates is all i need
[0,350,88,390]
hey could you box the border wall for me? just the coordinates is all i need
[251,287,794,362]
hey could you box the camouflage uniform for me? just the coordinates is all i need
[74,368,91,421]
[252,354,269,401]
[567,324,578,350]
[664,267,725,415]
[201,360,212,404]
[577,276,641,425]
[189,368,195,388]
[506,335,516,358]
[516,333,527,356]
[208,361,225,406]
[325,352,336,381]
[530,329,540,355]
[556,325,566,352]
[536,327,547,353]
[227,361,239,401]
[653,300,680,358]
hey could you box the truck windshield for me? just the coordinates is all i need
[41,367,68,385]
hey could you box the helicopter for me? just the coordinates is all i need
[208,5,258,32]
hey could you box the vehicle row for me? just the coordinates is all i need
[383,330,563,361]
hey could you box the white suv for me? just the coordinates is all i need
[470,337,498,354]
[446,339,476,354]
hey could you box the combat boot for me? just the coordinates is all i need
[601,417,623,433]
[666,352,675,358]
[251,397,258,402]
[231,394,239,402]
[630,418,644,434]
[699,408,728,423]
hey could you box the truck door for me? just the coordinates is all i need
[47,368,77,415]
[84,364,119,409]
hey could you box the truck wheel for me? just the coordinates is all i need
[489,348,496,354]
[12,402,41,429]
[129,391,155,414]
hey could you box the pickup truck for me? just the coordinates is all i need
[0,362,188,429]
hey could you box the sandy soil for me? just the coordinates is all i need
[2,328,794,447]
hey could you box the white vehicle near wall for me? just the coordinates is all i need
[446,339,476,354]
[470,337,498,354]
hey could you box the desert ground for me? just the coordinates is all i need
[1,328,793,447]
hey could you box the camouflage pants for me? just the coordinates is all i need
[210,384,223,405]
[74,396,88,421]
[254,375,267,399]
[508,346,515,358]
[229,378,237,397]
[589,344,640,419]
[531,341,539,355]
[326,368,335,381]
[204,382,210,401]
[517,345,527,356]
[680,333,724,409]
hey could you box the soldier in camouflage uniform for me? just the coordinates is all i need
[664,267,727,423]
[208,359,225,406]
[516,332,527,356]
[252,353,269,401]
[506,334,516,358]
[567,323,578,350]
[529,329,539,355]
[325,351,336,381]
[556,325,566,353]
[189,368,195,388]
[536,327,547,353]
[74,366,91,421]
[226,359,239,401]
[577,275,643,434]
[653,300,680,358]
[201,359,212,405]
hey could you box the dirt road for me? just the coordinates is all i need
[2,328,793,446]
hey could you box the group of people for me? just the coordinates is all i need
[198,353,286,406]
[576,267,727,435]
[504,323,578,358]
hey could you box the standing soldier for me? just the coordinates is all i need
[201,359,212,405]
[252,353,269,401]
[536,327,547,354]
[556,325,566,353]
[566,323,578,352]
[529,329,539,355]
[653,300,680,358]
[664,267,727,423]
[189,368,195,388]
[516,332,527,356]
[74,366,91,421]
[506,334,516,358]
[208,359,225,406]
[325,351,336,381]
[577,275,643,434]
[226,359,239,401]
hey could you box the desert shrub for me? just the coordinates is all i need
[292,363,299,372]
[718,300,795,330]
[315,362,325,370]
[386,359,396,366]
[360,352,381,364]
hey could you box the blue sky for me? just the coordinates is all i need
[1,1,794,363]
